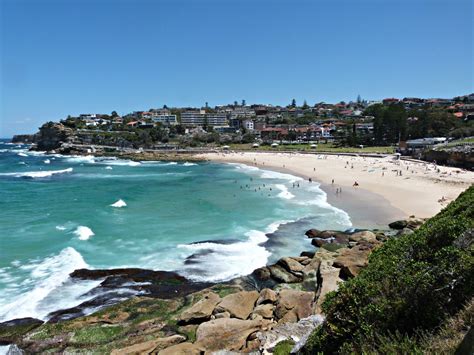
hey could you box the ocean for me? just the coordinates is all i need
[0,139,351,322]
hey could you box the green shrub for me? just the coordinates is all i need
[302,186,474,353]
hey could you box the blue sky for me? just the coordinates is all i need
[1,0,472,136]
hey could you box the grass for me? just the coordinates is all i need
[227,143,395,154]
[273,339,295,355]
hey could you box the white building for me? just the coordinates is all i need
[181,110,227,127]
[152,115,177,125]
[243,119,254,131]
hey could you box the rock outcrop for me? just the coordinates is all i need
[34,122,74,151]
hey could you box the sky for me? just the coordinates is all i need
[0,0,473,137]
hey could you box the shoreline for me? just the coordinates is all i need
[197,151,474,224]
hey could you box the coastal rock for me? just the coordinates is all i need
[257,315,325,354]
[215,291,259,320]
[251,267,271,281]
[397,227,415,236]
[251,304,275,319]
[277,257,305,274]
[34,122,74,151]
[348,231,378,243]
[333,242,378,278]
[388,220,408,230]
[0,317,44,344]
[257,288,278,305]
[195,318,270,352]
[215,311,231,319]
[158,342,202,355]
[274,289,314,322]
[300,251,316,258]
[48,268,211,322]
[111,334,185,355]
[178,292,221,324]
[268,265,302,283]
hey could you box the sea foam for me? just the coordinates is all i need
[0,168,73,178]
[110,199,127,208]
[0,247,96,321]
[73,226,95,240]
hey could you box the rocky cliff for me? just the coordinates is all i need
[33,122,74,151]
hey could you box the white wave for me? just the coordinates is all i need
[228,162,260,172]
[17,152,28,157]
[260,170,302,182]
[275,184,295,199]
[176,221,288,282]
[183,162,197,166]
[73,226,95,240]
[160,162,177,166]
[98,159,141,167]
[65,155,96,164]
[0,168,73,178]
[43,159,51,164]
[105,166,113,170]
[0,247,99,322]
[110,199,127,208]
[55,225,67,231]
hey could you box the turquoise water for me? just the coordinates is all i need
[0,139,351,321]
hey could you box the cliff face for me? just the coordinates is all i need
[423,146,474,169]
[34,122,74,151]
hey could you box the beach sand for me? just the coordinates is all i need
[199,152,474,228]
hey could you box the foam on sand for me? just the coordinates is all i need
[73,226,95,240]
[110,199,127,208]
[0,247,100,321]
[274,184,295,199]
[0,168,73,178]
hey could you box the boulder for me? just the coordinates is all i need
[274,289,314,322]
[111,335,185,355]
[388,220,408,230]
[215,311,230,319]
[215,291,259,320]
[277,257,304,274]
[300,251,315,258]
[195,318,271,352]
[178,292,221,324]
[251,304,274,319]
[348,230,378,243]
[268,265,302,283]
[305,229,322,238]
[251,267,271,281]
[257,288,278,305]
[158,342,201,355]
[333,242,377,278]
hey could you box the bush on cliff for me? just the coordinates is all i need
[302,186,474,354]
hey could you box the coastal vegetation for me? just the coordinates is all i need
[302,185,474,354]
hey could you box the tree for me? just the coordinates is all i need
[234,101,238,107]
[302,100,309,109]
[205,102,209,109]
[163,104,168,109]
[242,99,246,106]
[291,99,296,108]
[111,111,118,118]
[357,94,362,104]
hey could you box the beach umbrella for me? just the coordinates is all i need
[222,145,230,150]
[252,143,260,148]
[310,144,317,149]
[271,143,279,148]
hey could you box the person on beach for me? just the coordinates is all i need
[309,177,312,183]
[332,179,334,185]
[353,181,359,187]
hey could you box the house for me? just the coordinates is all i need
[243,119,254,131]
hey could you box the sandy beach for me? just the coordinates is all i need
[199,152,474,228]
